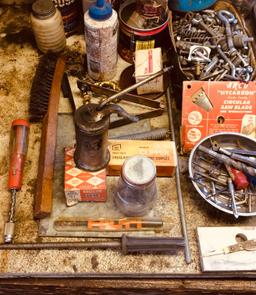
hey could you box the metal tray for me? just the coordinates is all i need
[39,113,178,238]
[189,132,256,217]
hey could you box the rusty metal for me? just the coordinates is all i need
[74,103,138,171]
[77,80,162,109]
[98,67,171,110]
[110,128,169,140]
[0,235,185,255]
[3,272,256,279]
[110,108,163,129]
[166,87,192,264]
[198,145,256,177]
[172,8,254,82]
[211,140,256,169]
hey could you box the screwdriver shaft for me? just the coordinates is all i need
[198,145,256,176]
[8,189,17,223]
[228,178,239,219]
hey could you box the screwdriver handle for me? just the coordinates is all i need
[121,235,185,254]
[229,167,249,190]
[225,164,249,190]
[8,119,29,190]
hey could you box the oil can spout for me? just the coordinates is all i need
[99,104,139,122]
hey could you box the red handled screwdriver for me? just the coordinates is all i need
[4,119,29,243]
[225,164,249,190]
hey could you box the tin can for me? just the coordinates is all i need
[118,0,170,63]
[53,0,81,36]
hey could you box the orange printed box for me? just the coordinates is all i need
[181,81,256,153]
[108,140,177,177]
[64,147,107,207]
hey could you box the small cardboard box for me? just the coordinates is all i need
[135,47,164,95]
[181,81,256,153]
[64,147,107,207]
[108,140,177,177]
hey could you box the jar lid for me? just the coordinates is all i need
[123,155,156,185]
[32,0,56,19]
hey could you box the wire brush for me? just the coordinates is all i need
[29,53,59,122]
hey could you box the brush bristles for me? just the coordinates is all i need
[29,53,58,122]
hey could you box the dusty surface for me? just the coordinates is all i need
[0,5,256,281]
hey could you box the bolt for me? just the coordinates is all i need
[217,10,237,55]
[200,56,219,78]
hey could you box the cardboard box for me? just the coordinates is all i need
[135,48,164,95]
[181,81,256,153]
[64,147,107,207]
[108,140,177,177]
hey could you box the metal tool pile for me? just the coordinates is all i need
[190,134,256,218]
[172,9,254,81]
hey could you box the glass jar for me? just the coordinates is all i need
[31,0,66,53]
[114,155,157,216]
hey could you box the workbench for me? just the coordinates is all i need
[0,5,256,294]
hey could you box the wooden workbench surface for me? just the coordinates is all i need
[0,5,256,294]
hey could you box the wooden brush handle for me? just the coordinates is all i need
[34,56,65,219]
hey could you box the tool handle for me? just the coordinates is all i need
[34,57,65,219]
[231,153,256,169]
[229,167,249,190]
[8,119,29,190]
[121,235,185,254]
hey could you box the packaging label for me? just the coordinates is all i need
[181,81,256,153]
[64,148,107,206]
[135,40,155,51]
[108,140,177,176]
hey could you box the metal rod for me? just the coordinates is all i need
[194,171,227,185]
[2,272,256,279]
[228,178,239,218]
[0,241,120,250]
[109,109,163,129]
[110,128,169,140]
[77,80,162,109]
[166,87,192,264]
[198,145,256,176]
[98,67,171,110]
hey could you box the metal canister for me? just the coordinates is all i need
[168,0,217,12]
[74,104,110,172]
[74,103,138,172]
[52,0,81,36]
[118,0,169,63]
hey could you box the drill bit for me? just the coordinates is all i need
[4,190,17,243]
